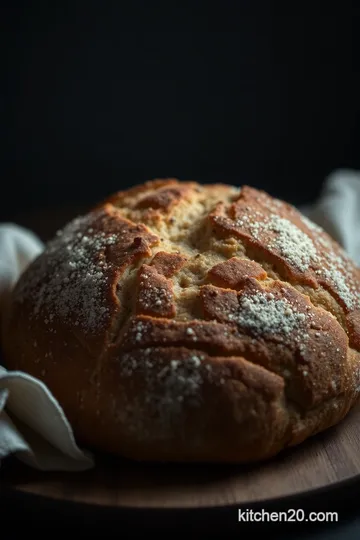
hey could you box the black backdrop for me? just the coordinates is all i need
[2,5,360,222]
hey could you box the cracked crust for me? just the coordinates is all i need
[2,179,360,463]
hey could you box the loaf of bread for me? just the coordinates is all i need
[2,179,360,463]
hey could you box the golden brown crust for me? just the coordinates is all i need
[2,179,360,464]
[207,257,267,289]
[136,265,176,318]
[209,186,360,348]
[150,251,187,278]
[135,185,192,211]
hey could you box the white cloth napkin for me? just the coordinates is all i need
[0,170,359,472]
[300,169,360,265]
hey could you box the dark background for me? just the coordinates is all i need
[2,5,360,229]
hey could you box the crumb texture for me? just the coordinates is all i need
[3,179,360,463]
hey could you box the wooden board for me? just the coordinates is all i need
[2,402,360,510]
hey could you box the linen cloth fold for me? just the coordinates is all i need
[0,170,359,472]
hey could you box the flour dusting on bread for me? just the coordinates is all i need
[2,179,360,463]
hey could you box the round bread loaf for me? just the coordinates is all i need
[2,179,360,463]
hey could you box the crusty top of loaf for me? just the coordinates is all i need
[8,179,360,419]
